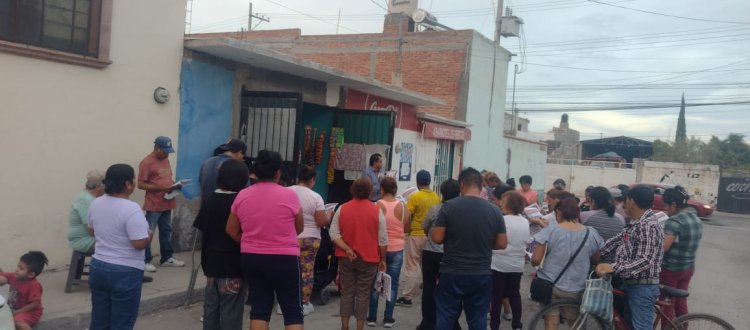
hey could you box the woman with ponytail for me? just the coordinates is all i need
[581,186,625,242]
[660,185,703,323]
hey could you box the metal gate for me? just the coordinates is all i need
[239,92,302,185]
[433,140,455,193]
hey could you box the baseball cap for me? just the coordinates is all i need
[218,138,247,154]
[154,136,175,153]
[416,170,431,184]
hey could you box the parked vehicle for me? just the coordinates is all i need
[630,183,714,218]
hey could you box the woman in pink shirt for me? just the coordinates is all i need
[226,150,304,330]
[367,177,408,328]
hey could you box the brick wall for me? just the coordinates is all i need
[228,28,475,121]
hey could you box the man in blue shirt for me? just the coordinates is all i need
[362,153,384,201]
[199,139,247,199]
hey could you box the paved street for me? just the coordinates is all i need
[136,212,750,329]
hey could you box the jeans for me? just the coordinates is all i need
[435,272,492,330]
[144,210,174,264]
[368,250,403,320]
[660,268,695,328]
[89,258,144,330]
[418,251,461,330]
[623,284,660,330]
[203,277,246,330]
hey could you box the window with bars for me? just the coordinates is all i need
[0,0,108,61]
[433,140,455,194]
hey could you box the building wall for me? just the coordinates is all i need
[463,33,512,173]
[392,129,439,194]
[636,160,720,205]
[0,0,186,267]
[546,164,636,197]
[176,56,236,200]
[506,136,548,200]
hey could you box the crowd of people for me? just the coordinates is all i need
[28,135,703,330]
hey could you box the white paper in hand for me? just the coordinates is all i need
[373,271,393,302]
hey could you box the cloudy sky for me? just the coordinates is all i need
[189,0,750,142]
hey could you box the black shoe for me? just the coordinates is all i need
[395,297,412,307]
[366,317,376,327]
[384,318,396,328]
[142,275,154,283]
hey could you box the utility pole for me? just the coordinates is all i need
[336,8,341,34]
[248,2,270,31]
[511,64,519,136]
[494,0,504,44]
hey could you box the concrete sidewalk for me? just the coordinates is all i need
[0,252,204,330]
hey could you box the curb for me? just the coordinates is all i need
[36,286,205,330]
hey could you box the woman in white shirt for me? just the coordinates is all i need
[489,191,530,330]
[288,165,329,315]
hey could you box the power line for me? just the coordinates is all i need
[512,61,750,73]
[264,0,363,33]
[507,100,750,112]
[585,0,750,25]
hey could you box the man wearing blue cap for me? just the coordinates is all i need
[397,170,440,307]
[138,136,185,272]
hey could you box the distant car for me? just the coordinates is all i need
[630,183,714,219]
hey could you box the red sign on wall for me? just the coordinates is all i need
[423,122,471,141]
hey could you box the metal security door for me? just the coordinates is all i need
[433,140,454,193]
[240,92,302,185]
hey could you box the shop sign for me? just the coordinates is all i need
[423,122,471,141]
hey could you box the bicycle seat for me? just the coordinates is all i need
[660,285,689,298]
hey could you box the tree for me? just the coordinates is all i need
[652,139,673,162]
[673,93,688,162]
[719,133,750,170]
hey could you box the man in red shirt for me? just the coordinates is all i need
[138,136,185,272]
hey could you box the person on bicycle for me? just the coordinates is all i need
[660,186,703,323]
[596,185,664,330]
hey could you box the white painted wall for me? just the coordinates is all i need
[0,0,186,267]
[636,160,720,205]
[463,33,511,174]
[545,164,637,197]
[507,137,547,198]
[391,128,438,195]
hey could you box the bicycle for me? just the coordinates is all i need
[528,284,735,329]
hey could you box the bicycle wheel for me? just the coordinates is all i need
[528,299,608,330]
[663,313,735,330]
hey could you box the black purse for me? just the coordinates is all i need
[530,228,589,304]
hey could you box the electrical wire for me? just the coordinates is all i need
[585,0,750,25]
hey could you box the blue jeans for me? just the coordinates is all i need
[623,284,660,330]
[144,210,174,264]
[89,258,144,330]
[368,250,403,320]
[435,272,491,330]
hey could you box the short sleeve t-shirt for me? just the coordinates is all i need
[68,191,96,253]
[582,210,625,242]
[407,189,441,236]
[138,153,175,211]
[663,209,703,271]
[88,195,150,270]
[492,214,531,273]
[198,154,232,199]
[518,188,539,205]
[534,226,604,293]
[435,196,506,275]
[231,182,301,256]
[0,272,43,316]
[289,185,326,240]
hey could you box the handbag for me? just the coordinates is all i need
[580,272,614,323]
[530,228,590,304]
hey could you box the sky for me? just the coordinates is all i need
[188,0,750,142]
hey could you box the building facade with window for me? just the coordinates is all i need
[0,0,187,267]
